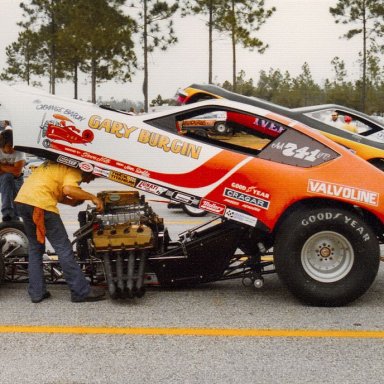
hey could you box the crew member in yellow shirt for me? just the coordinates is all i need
[15,161,106,303]
[342,115,358,133]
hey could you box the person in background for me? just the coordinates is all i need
[15,161,106,303]
[127,106,136,115]
[329,111,343,128]
[343,115,358,133]
[0,129,26,221]
[3,120,12,130]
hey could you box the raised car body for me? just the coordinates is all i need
[1,83,384,306]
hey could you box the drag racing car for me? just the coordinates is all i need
[177,84,384,170]
[1,83,384,306]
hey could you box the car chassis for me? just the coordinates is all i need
[1,83,384,306]
[0,198,274,298]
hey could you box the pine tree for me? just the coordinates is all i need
[330,0,384,112]
[215,0,275,92]
[130,0,178,111]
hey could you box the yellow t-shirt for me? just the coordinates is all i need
[343,123,358,133]
[15,162,82,214]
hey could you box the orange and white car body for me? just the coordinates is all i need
[1,84,383,232]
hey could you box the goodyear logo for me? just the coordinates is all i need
[224,188,270,210]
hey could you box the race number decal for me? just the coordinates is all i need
[280,143,329,162]
[259,129,339,167]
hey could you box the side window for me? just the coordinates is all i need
[176,108,286,155]
[305,109,377,137]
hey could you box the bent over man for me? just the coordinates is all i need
[0,129,25,221]
[15,161,106,303]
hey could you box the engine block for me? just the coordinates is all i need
[75,190,166,299]
[92,190,162,251]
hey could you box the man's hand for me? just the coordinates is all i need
[92,196,104,212]
[62,185,103,212]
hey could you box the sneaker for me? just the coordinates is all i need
[31,291,51,303]
[71,287,106,303]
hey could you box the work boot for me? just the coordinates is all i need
[31,291,51,303]
[71,287,106,303]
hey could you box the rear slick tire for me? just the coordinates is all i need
[274,207,380,307]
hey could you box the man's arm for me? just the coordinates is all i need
[62,185,103,211]
[0,159,25,177]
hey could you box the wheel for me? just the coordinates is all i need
[193,129,208,138]
[0,221,28,259]
[214,122,228,135]
[0,221,28,282]
[0,239,4,282]
[274,207,380,306]
[181,204,208,217]
[82,129,94,142]
[42,139,51,148]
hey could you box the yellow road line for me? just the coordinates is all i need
[1,325,384,339]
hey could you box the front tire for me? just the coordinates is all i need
[214,122,228,135]
[274,207,380,306]
[0,221,28,282]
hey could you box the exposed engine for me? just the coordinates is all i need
[74,190,167,299]
[1,191,273,302]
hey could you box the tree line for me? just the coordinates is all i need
[1,0,383,113]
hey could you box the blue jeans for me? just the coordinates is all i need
[16,202,90,301]
[0,173,23,219]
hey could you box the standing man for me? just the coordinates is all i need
[0,129,26,221]
[15,161,106,303]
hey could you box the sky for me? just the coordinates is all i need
[0,0,363,104]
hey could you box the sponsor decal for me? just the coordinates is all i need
[307,179,379,207]
[57,155,78,168]
[301,211,371,242]
[79,162,94,172]
[224,208,258,227]
[224,198,239,206]
[51,143,151,180]
[246,186,270,199]
[36,104,85,121]
[108,171,136,187]
[231,183,270,199]
[199,199,226,215]
[254,117,285,134]
[137,181,167,195]
[81,151,112,164]
[88,115,202,160]
[224,188,270,210]
[93,166,110,178]
[171,192,198,205]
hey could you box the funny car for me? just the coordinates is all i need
[177,84,384,170]
[1,83,384,306]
